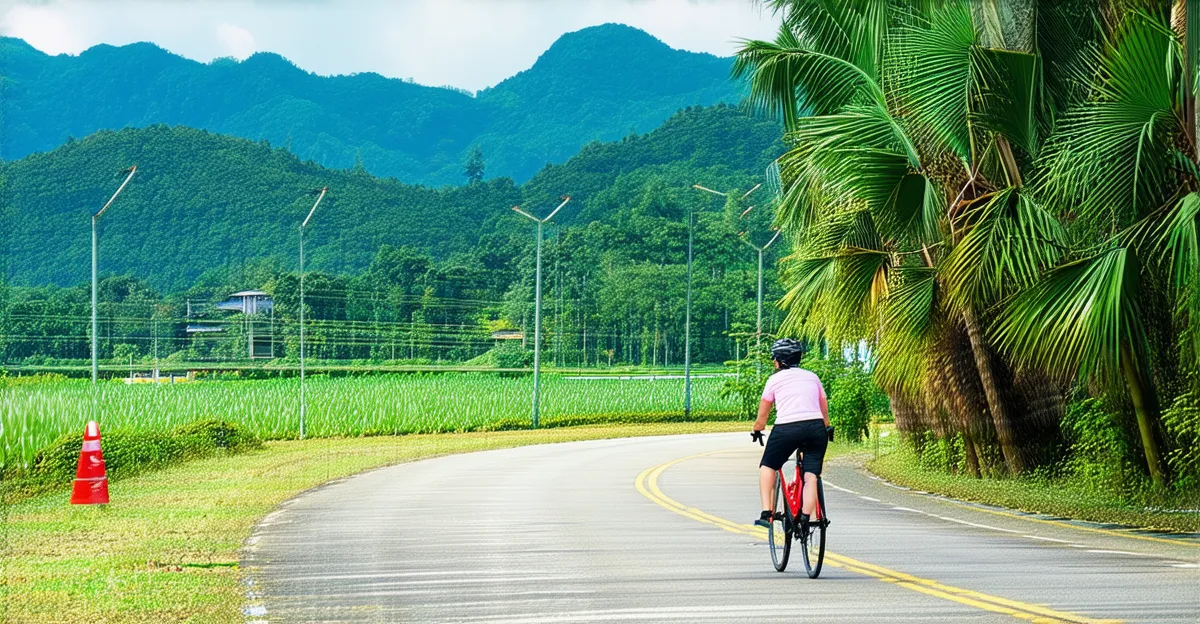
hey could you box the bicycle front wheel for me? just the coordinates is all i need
[800,481,826,578]
[768,473,791,572]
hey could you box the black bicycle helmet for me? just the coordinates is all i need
[771,338,807,368]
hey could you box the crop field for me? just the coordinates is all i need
[0,373,738,471]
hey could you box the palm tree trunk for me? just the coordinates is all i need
[963,432,982,478]
[961,307,1025,475]
[1120,346,1167,487]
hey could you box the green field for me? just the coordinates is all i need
[0,373,738,471]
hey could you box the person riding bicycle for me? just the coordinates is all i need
[752,338,833,532]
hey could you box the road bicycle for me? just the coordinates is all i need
[767,451,828,578]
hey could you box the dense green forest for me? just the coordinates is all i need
[0,24,742,185]
[0,104,785,368]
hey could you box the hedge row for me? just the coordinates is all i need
[3,420,262,501]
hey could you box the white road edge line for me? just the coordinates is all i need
[1086,549,1156,558]
[937,516,1023,534]
[1024,535,1072,544]
[822,481,859,495]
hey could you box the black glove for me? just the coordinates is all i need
[751,430,765,446]
[826,426,835,442]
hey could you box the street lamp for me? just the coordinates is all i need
[512,196,570,428]
[92,166,137,385]
[738,207,782,350]
[689,182,762,417]
[298,187,328,440]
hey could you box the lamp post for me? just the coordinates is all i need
[511,196,570,428]
[92,166,137,386]
[298,187,327,440]
[689,182,761,416]
[738,206,782,351]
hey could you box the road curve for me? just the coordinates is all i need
[242,433,1200,623]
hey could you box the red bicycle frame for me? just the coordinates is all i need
[777,453,823,522]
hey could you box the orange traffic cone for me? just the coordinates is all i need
[70,420,109,505]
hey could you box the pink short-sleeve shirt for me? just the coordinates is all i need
[761,367,826,424]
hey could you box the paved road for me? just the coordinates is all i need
[242,433,1200,623]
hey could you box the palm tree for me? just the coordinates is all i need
[737,0,1198,485]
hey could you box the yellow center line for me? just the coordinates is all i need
[635,452,1122,624]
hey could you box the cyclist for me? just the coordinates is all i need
[752,338,833,533]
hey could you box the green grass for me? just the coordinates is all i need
[867,447,1200,533]
[1,374,738,472]
[1,421,748,623]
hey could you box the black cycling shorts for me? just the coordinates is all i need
[760,420,828,475]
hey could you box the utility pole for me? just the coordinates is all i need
[92,166,137,386]
[739,205,783,351]
[684,204,694,417]
[511,196,570,428]
[298,187,328,440]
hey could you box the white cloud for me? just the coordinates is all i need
[0,2,86,54]
[215,22,256,60]
[0,0,780,91]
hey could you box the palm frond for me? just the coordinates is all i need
[992,246,1147,384]
[1150,193,1200,362]
[879,172,943,245]
[733,28,884,124]
[875,266,940,398]
[768,0,889,80]
[1038,10,1181,229]
[783,103,920,213]
[972,47,1040,156]
[1035,0,1102,130]
[778,254,839,329]
[944,188,1067,310]
[888,0,976,164]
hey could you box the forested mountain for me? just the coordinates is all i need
[3,104,781,291]
[0,24,744,185]
[2,105,783,368]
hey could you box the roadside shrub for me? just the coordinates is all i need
[174,419,264,454]
[828,369,878,442]
[27,419,261,485]
[1162,389,1200,491]
[1060,398,1138,493]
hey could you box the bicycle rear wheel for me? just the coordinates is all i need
[800,479,826,578]
[768,473,791,572]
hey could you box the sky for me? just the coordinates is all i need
[0,0,780,92]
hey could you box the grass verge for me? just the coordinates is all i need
[1,421,746,623]
[867,449,1200,533]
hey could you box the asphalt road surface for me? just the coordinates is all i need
[242,433,1200,623]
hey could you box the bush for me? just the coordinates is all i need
[26,419,262,485]
[1162,388,1200,490]
[1060,398,1139,493]
[827,369,878,442]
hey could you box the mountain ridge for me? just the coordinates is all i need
[0,24,745,185]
